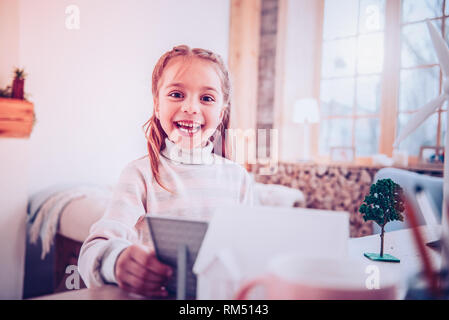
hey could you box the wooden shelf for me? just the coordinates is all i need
[0,97,34,138]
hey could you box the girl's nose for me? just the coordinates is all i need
[181,101,200,114]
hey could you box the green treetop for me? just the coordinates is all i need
[359,178,405,257]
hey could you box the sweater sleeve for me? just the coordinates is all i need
[77,162,148,287]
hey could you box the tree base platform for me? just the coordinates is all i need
[364,252,400,263]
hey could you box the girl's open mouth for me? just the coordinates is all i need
[173,120,204,136]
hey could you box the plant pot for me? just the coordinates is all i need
[12,78,25,100]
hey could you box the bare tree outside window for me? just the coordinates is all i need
[398,0,447,156]
[318,0,448,162]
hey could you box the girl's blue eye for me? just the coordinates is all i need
[202,95,215,102]
[169,92,183,98]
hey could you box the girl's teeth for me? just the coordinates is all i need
[176,121,202,130]
[178,126,199,134]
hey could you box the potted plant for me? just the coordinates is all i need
[359,178,405,262]
[0,67,35,138]
[12,68,27,100]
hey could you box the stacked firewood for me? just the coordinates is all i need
[252,163,380,237]
[251,162,443,237]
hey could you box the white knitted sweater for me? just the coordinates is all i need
[78,138,255,287]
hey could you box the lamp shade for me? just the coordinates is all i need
[293,98,320,124]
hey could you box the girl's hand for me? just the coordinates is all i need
[115,244,173,298]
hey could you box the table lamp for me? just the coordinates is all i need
[293,98,320,161]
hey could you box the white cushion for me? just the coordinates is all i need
[255,182,306,207]
[58,193,111,242]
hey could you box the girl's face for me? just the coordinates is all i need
[155,56,227,150]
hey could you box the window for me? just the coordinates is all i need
[319,0,385,159]
[318,0,448,163]
[398,0,447,156]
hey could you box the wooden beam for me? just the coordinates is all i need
[228,0,261,165]
[228,0,261,132]
[378,0,401,157]
[273,0,287,161]
[311,0,325,160]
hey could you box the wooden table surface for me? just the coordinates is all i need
[33,226,443,300]
[32,285,152,300]
[348,225,442,299]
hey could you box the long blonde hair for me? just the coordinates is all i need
[143,45,231,193]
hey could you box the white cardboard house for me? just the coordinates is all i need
[192,206,349,300]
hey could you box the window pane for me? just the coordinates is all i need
[355,118,379,156]
[323,0,359,40]
[397,112,439,156]
[319,118,353,154]
[357,33,384,74]
[401,0,443,23]
[322,38,357,78]
[356,75,381,114]
[401,20,442,68]
[399,66,440,112]
[359,0,385,33]
[320,78,355,116]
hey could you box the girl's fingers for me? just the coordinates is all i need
[145,251,173,277]
[122,270,164,292]
[127,245,151,266]
[129,247,172,277]
[124,259,167,283]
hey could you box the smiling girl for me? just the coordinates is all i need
[78,45,255,298]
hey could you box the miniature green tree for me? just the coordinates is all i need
[359,178,405,262]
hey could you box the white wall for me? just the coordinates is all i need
[0,0,20,86]
[15,0,230,195]
[0,0,28,300]
[0,139,29,299]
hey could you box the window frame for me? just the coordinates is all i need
[397,0,448,164]
[315,0,446,166]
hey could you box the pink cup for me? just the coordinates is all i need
[235,255,398,300]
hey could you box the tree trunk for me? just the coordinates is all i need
[380,225,385,257]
